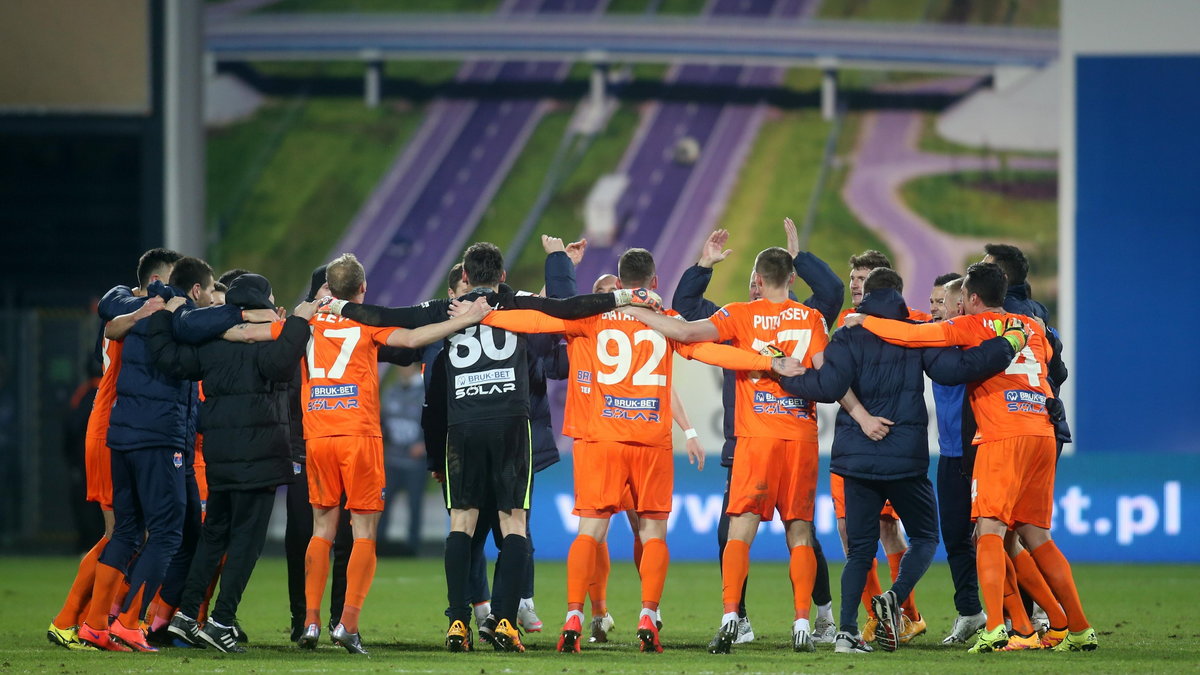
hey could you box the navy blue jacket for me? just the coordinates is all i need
[1004,282,1067,391]
[779,289,1015,481]
[671,252,845,467]
[99,285,244,454]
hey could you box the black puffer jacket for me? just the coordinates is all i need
[780,288,1015,481]
[147,310,309,491]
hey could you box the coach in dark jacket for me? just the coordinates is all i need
[148,273,314,649]
[779,269,1015,647]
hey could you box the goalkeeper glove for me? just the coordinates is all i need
[316,296,347,316]
[613,288,663,312]
[992,316,1028,352]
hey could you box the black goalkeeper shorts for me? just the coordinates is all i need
[444,416,532,512]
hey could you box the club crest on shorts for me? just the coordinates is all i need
[173,452,183,469]
[293,462,302,475]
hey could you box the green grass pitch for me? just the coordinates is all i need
[7,556,1197,673]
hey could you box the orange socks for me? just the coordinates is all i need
[1003,554,1034,635]
[53,536,107,629]
[639,538,668,611]
[1013,549,1068,630]
[789,544,816,621]
[632,537,644,576]
[566,535,599,610]
[589,542,610,616]
[304,536,333,627]
[116,583,147,630]
[85,562,124,630]
[1030,541,1090,632]
[887,550,921,620]
[861,559,883,618]
[976,533,1006,631]
[340,539,376,633]
[721,539,750,613]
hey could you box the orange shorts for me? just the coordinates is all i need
[572,483,636,516]
[573,440,672,519]
[727,438,818,522]
[830,473,899,521]
[307,436,385,513]
[971,435,1056,529]
[84,436,113,511]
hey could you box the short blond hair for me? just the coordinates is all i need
[326,253,365,300]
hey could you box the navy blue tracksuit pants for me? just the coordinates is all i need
[839,474,939,634]
[99,447,186,617]
[937,455,982,616]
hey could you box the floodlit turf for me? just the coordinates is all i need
[12,556,1197,673]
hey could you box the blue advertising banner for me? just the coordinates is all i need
[527,453,1195,563]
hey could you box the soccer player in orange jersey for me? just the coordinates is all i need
[567,271,707,645]
[846,262,1097,653]
[295,253,491,655]
[475,248,803,654]
[622,247,832,653]
[46,249,177,651]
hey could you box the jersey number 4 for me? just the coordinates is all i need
[1005,346,1041,387]
[307,327,360,379]
[596,329,667,386]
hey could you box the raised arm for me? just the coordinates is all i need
[784,217,844,324]
[542,235,579,298]
[673,229,731,320]
[624,306,720,343]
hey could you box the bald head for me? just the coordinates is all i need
[592,273,618,294]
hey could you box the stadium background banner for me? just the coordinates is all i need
[528,453,1197,563]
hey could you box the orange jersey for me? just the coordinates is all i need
[862,311,1055,443]
[836,305,930,329]
[301,313,397,440]
[709,299,829,441]
[560,333,596,440]
[484,308,773,448]
[85,337,122,440]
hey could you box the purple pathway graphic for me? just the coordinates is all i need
[841,82,1055,310]
[575,0,818,301]
[333,0,606,309]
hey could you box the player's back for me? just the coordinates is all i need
[711,299,828,441]
[302,312,394,439]
[584,308,678,448]
[86,336,123,440]
[443,291,530,426]
[958,311,1055,444]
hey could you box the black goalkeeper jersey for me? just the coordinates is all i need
[442,290,529,425]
